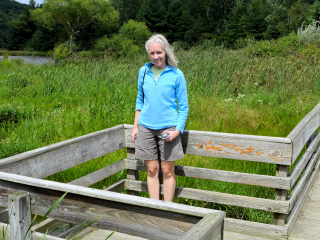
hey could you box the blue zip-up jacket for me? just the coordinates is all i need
[135,62,189,134]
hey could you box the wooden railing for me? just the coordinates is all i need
[0,101,319,239]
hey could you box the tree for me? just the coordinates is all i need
[6,8,36,50]
[288,0,309,31]
[111,0,142,25]
[137,0,168,34]
[206,0,236,35]
[167,0,194,42]
[31,0,119,52]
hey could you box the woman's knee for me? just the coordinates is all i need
[145,160,160,177]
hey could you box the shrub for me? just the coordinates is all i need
[243,33,300,57]
[118,20,151,48]
[297,20,320,45]
[53,44,70,61]
[94,20,150,58]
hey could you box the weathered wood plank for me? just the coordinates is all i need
[288,144,320,208]
[179,212,225,240]
[274,165,289,226]
[0,222,64,240]
[8,191,31,240]
[289,130,320,187]
[0,172,218,217]
[287,101,320,163]
[0,125,125,178]
[126,180,290,214]
[104,179,125,193]
[124,125,292,165]
[125,159,291,190]
[0,186,202,240]
[69,159,125,187]
[126,147,139,196]
[286,153,320,235]
[224,218,288,240]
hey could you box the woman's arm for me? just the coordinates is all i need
[131,110,141,142]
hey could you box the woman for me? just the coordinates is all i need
[131,34,189,202]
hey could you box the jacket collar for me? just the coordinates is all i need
[145,62,175,72]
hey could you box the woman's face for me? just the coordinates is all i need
[148,42,167,69]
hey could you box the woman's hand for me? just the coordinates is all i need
[132,126,138,142]
[163,129,180,142]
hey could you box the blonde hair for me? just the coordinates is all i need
[145,34,178,68]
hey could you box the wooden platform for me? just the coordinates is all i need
[289,173,320,240]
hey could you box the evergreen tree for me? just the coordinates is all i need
[206,0,236,35]
[167,0,194,42]
[6,7,36,50]
[137,0,168,34]
[111,0,142,26]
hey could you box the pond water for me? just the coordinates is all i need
[0,55,53,65]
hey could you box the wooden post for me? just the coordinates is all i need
[127,147,140,196]
[8,191,31,240]
[274,165,288,226]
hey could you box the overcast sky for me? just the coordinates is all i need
[15,0,44,6]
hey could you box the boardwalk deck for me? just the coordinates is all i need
[289,173,320,240]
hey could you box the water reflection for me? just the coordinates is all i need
[0,55,53,65]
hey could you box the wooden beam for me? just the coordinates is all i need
[8,191,31,240]
[104,179,125,193]
[124,125,292,165]
[289,130,320,188]
[286,152,320,236]
[179,212,225,240]
[288,144,320,208]
[224,218,288,240]
[126,180,290,214]
[69,159,125,187]
[125,159,291,190]
[0,172,218,218]
[287,101,320,163]
[126,147,139,196]
[274,165,288,226]
[0,125,125,178]
[0,180,225,240]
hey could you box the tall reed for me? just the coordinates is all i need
[1,48,319,223]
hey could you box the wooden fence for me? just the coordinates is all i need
[0,101,319,239]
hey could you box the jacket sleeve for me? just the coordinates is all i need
[135,67,146,111]
[175,71,189,134]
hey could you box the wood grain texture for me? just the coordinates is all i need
[179,213,225,240]
[126,180,290,214]
[287,101,320,163]
[288,145,320,209]
[8,191,31,240]
[286,154,320,235]
[125,159,291,190]
[224,218,288,240]
[0,172,219,218]
[274,165,289,226]
[0,125,125,178]
[124,125,292,165]
[0,182,225,240]
[104,179,125,193]
[69,159,125,187]
[0,222,64,240]
[289,131,320,187]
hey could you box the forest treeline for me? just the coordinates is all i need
[1,0,320,52]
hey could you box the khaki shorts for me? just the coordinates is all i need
[135,125,184,161]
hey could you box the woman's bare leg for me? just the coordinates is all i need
[145,160,160,200]
[161,161,176,202]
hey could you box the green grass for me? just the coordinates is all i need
[1,47,319,224]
